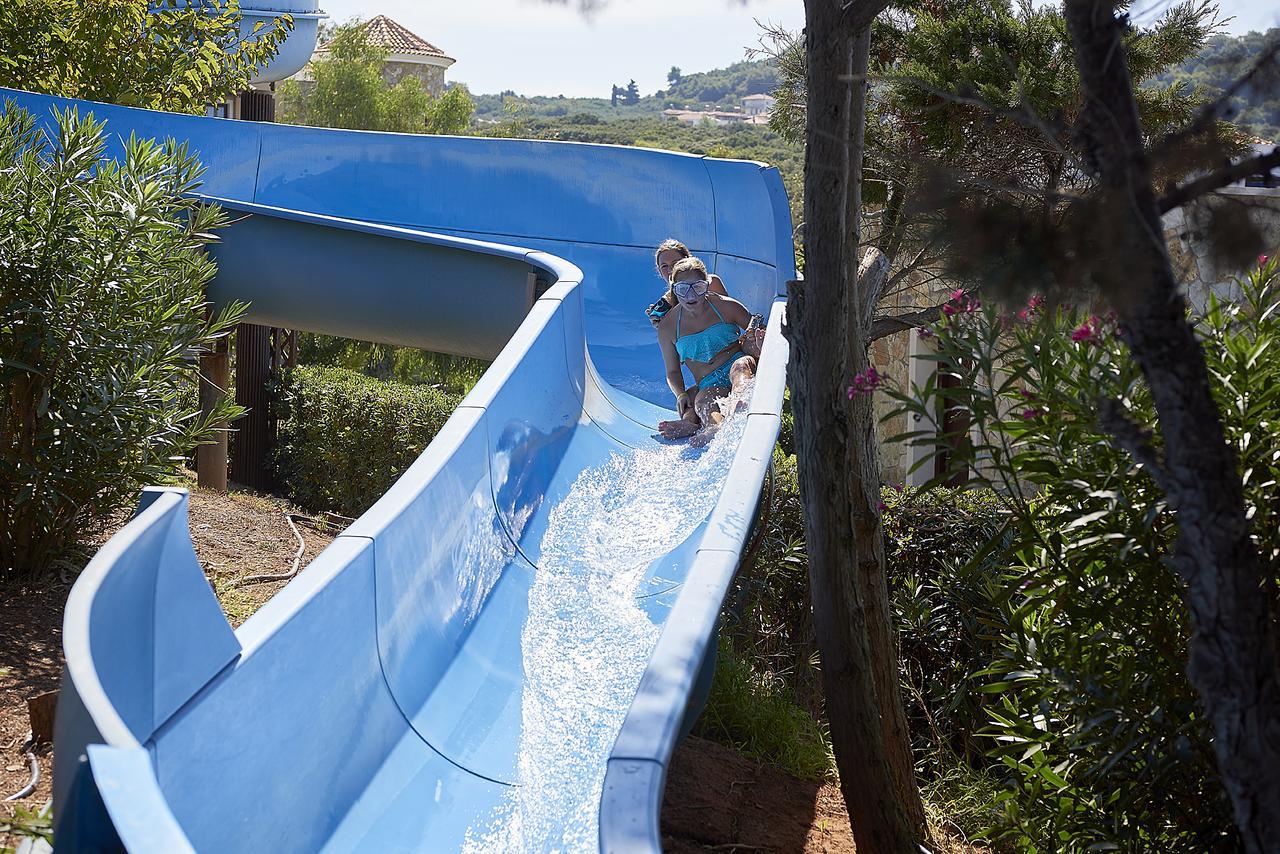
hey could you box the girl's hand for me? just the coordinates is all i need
[739,327,765,359]
[677,392,694,417]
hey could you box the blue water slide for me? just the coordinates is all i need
[3,88,795,852]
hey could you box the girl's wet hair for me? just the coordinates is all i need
[669,256,707,284]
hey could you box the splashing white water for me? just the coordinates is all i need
[465,384,753,852]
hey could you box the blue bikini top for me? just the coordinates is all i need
[675,300,740,364]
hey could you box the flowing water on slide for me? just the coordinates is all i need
[464,385,754,852]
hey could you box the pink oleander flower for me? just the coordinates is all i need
[1027,294,1045,314]
[847,366,882,397]
[1016,308,1030,322]
[1071,314,1105,345]
[917,326,935,340]
[942,289,980,318]
[1019,387,1036,401]
[1260,254,1271,267]
[877,500,888,512]
[1021,408,1038,420]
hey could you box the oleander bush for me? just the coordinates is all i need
[272,365,462,516]
[716,450,1007,786]
[0,105,244,578]
[888,257,1280,851]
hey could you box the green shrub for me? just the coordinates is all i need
[272,365,462,516]
[0,105,244,578]
[296,332,487,396]
[888,259,1280,851]
[881,486,1009,770]
[725,451,1008,776]
[725,451,822,715]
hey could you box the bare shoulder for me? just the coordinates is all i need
[707,292,750,321]
[709,273,728,295]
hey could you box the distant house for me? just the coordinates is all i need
[663,93,775,127]
[297,15,456,97]
[741,93,775,118]
[1237,140,1279,189]
[662,108,748,127]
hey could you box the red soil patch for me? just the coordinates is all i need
[662,736,856,853]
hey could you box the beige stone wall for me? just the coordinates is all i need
[1164,186,1280,309]
[383,61,446,97]
[866,264,957,486]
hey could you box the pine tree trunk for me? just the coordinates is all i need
[787,1,924,848]
[1064,3,1280,849]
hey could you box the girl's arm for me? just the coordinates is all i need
[658,321,694,415]
[710,273,728,297]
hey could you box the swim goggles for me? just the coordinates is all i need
[672,278,709,300]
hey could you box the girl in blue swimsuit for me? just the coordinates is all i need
[656,257,764,445]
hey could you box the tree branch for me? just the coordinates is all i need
[1158,146,1280,213]
[857,247,890,338]
[869,303,944,341]
[841,0,892,32]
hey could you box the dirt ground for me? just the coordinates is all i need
[0,478,860,852]
[0,479,336,849]
[663,736,857,853]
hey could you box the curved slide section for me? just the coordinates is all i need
[4,89,795,852]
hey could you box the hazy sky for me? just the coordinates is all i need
[315,0,1279,98]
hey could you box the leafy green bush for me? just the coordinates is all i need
[296,332,487,395]
[0,0,291,114]
[723,452,1008,770]
[881,486,1008,770]
[272,365,462,516]
[0,105,244,578]
[277,20,474,135]
[889,260,1280,851]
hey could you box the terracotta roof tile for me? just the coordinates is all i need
[322,15,452,60]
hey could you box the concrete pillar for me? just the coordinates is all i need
[905,328,939,489]
[196,336,230,492]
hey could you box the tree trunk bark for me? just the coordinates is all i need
[1064,3,1280,849]
[788,1,924,848]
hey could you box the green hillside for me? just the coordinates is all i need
[1150,28,1280,139]
[475,113,803,229]
[469,59,779,121]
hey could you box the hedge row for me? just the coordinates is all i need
[272,365,463,517]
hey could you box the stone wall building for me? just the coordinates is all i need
[300,15,455,96]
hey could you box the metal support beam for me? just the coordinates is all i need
[231,323,274,491]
